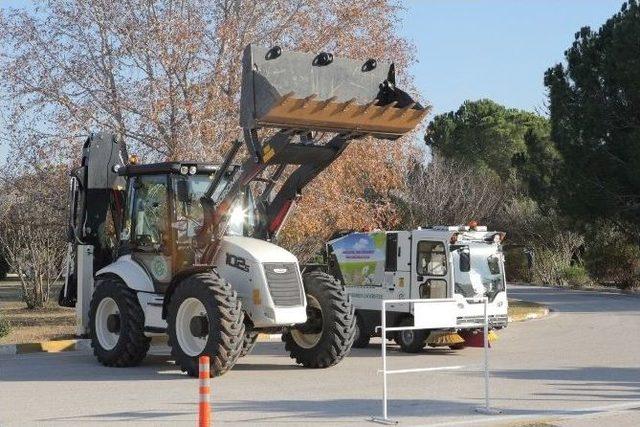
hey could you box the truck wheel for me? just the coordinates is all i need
[167,272,245,377]
[240,329,259,357]
[352,313,371,348]
[395,317,428,353]
[283,271,356,368]
[89,276,150,367]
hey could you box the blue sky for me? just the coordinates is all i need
[0,0,626,160]
[399,0,624,116]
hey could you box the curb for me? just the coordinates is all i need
[511,282,640,297]
[0,339,92,355]
[507,307,550,323]
[0,333,282,356]
[507,298,550,323]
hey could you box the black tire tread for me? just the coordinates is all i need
[167,272,244,377]
[282,271,356,368]
[352,313,371,348]
[89,276,150,367]
[395,317,428,353]
[240,329,259,357]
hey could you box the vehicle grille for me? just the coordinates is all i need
[262,263,304,307]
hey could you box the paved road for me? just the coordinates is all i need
[1,285,639,426]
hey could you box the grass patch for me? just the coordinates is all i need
[0,280,75,345]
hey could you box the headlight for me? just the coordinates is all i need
[189,165,197,175]
[179,165,189,175]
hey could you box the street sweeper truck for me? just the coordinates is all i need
[317,224,508,352]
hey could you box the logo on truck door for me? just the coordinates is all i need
[226,253,249,272]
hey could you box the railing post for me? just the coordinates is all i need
[475,297,502,415]
[483,297,490,410]
[382,300,388,421]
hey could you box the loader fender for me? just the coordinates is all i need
[95,255,155,293]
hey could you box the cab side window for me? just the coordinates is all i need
[416,241,447,276]
[132,175,169,248]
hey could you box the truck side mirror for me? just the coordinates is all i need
[460,249,470,272]
[176,179,192,203]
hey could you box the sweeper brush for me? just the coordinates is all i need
[427,331,466,347]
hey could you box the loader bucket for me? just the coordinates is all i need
[240,45,426,139]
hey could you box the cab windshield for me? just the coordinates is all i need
[172,174,261,244]
[452,244,505,301]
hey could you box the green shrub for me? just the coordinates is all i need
[0,314,10,339]
[584,221,640,289]
[530,248,567,287]
[561,265,592,288]
[504,246,532,283]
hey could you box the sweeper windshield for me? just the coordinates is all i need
[452,243,506,301]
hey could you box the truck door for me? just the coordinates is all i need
[412,239,450,299]
[383,231,411,300]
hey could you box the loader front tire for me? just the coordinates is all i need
[89,276,150,367]
[167,272,245,377]
[283,271,356,368]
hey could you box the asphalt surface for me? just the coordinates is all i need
[1,285,639,426]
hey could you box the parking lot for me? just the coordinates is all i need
[1,285,639,426]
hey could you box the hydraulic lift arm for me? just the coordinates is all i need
[197,44,427,264]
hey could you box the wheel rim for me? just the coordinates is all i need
[176,297,209,357]
[401,330,415,345]
[291,294,323,349]
[95,297,120,351]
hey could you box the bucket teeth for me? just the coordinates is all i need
[259,94,426,138]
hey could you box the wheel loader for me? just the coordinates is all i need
[58,44,426,376]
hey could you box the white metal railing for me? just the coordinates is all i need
[370,297,501,425]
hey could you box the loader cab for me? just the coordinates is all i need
[118,162,260,292]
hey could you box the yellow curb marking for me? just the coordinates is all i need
[16,340,77,354]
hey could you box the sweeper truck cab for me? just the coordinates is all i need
[321,225,508,352]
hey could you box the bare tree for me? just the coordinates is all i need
[0,0,421,262]
[0,0,415,161]
[0,169,68,308]
[497,198,584,286]
[395,154,508,228]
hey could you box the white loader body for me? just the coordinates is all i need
[75,236,307,336]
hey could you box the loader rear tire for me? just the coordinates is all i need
[89,276,150,367]
[240,329,259,357]
[167,272,244,377]
[283,271,356,368]
[352,313,371,348]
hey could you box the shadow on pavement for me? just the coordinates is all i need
[494,366,640,400]
[36,397,612,424]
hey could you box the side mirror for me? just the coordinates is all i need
[459,249,471,272]
[177,179,192,203]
